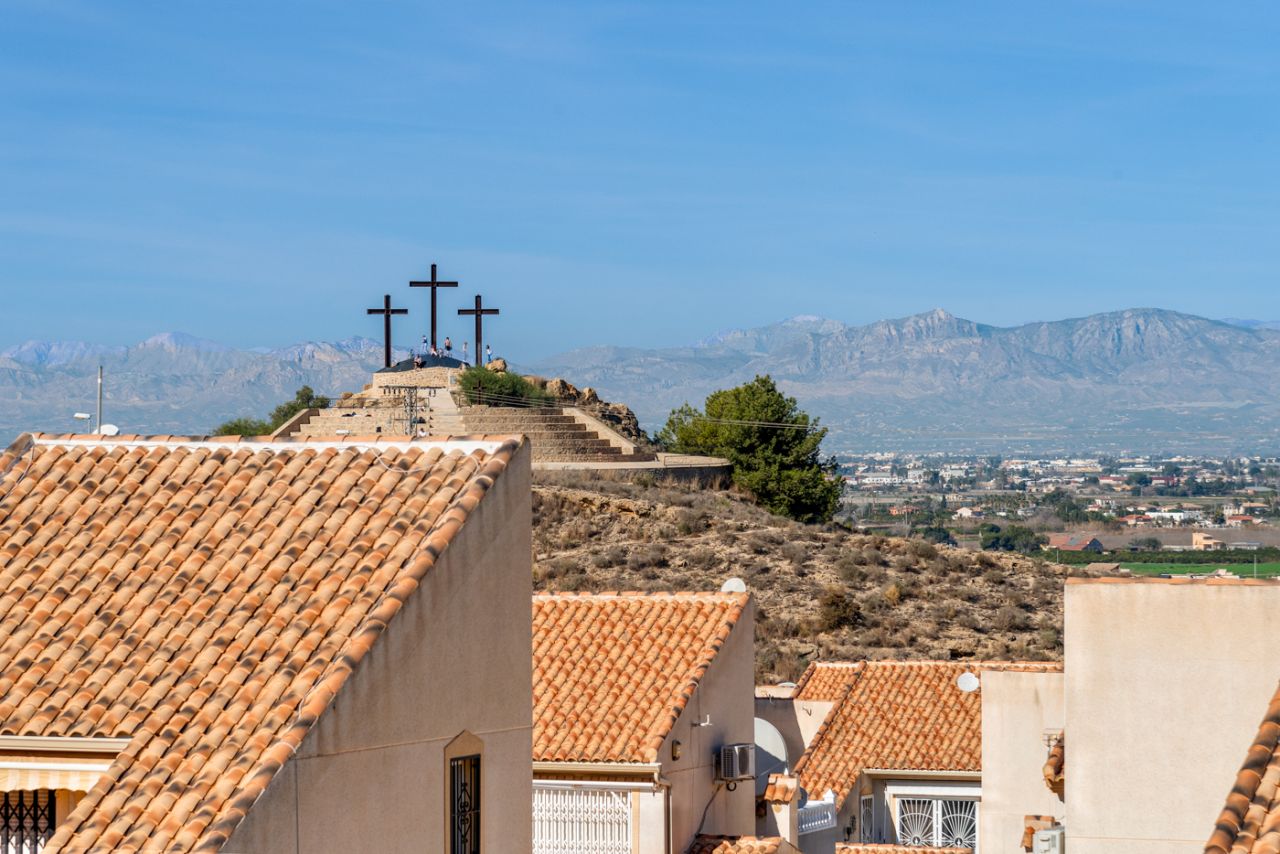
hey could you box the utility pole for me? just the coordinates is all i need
[96,365,103,433]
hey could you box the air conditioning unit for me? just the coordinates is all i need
[1033,827,1065,853]
[716,743,755,782]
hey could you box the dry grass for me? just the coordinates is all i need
[531,471,1087,684]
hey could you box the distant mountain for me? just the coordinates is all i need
[527,308,1280,454]
[0,335,407,442]
[1224,318,1280,332]
[5,308,1280,454]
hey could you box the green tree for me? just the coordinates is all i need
[211,416,272,437]
[980,523,1046,554]
[456,367,548,406]
[657,375,841,523]
[268,386,330,427]
[212,386,331,436]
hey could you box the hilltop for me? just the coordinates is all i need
[530,471,1075,683]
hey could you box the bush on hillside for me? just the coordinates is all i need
[457,367,549,407]
[211,386,330,436]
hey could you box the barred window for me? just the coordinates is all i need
[1,791,56,854]
[450,755,480,854]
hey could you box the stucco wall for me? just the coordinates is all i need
[659,599,757,853]
[980,670,1065,854]
[226,442,534,854]
[1064,580,1280,853]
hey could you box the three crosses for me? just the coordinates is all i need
[366,263,500,368]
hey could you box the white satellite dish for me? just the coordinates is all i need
[98,424,120,437]
[754,718,789,796]
[956,671,980,693]
[720,577,748,594]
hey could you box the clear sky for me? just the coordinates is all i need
[2,2,1278,359]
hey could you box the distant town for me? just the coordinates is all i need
[839,452,1280,576]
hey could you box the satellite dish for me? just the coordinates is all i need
[753,718,789,793]
[796,786,809,809]
[720,577,748,594]
[99,424,120,437]
[957,671,980,693]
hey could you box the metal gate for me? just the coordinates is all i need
[1,791,54,854]
[533,784,632,854]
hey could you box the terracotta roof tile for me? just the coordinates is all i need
[532,591,748,764]
[793,661,1060,807]
[1043,735,1064,796]
[762,772,799,804]
[0,432,521,852]
[1207,684,1280,854]
[689,835,797,854]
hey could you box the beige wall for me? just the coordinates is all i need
[227,442,534,854]
[754,696,835,775]
[1064,580,1280,853]
[980,670,1065,854]
[659,599,757,853]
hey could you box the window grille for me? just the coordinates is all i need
[1,791,55,854]
[896,797,977,849]
[532,785,631,854]
[860,796,874,842]
[450,755,481,854]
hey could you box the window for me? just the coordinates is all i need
[860,796,874,842]
[450,755,480,854]
[896,797,977,849]
[1,791,55,854]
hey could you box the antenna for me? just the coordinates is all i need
[956,671,980,693]
[720,577,747,594]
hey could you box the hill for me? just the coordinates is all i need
[527,307,1280,454]
[530,471,1074,682]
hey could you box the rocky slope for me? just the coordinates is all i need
[531,471,1076,683]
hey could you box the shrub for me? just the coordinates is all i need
[817,588,862,631]
[457,367,549,406]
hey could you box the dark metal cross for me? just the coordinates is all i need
[409,263,458,350]
[367,294,408,368]
[458,295,499,366]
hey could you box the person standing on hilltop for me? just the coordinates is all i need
[462,342,469,365]
[444,336,453,357]
[485,344,492,365]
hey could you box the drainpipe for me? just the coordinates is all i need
[654,772,673,854]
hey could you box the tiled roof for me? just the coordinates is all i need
[836,845,971,853]
[1206,685,1280,854]
[0,432,520,852]
[689,835,797,854]
[533,592,749,763]
[1043,735,1064,796]
[793,661,1061,807]
[794,662,865,701]
[761,773,799,804]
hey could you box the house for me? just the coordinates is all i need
[0,432,533,853]
[1193,532,1226,550]
[953,507,984,521]
[1044,533,1104,553]
[980,577,1280,853]
[761,660,1059,853]
[531,590,761,854]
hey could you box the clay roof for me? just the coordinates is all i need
[532,591,749,764]
[794,662,865,701]
[761,773,799,804]
[793,661,1061,807]
[0,432,520,852]
[836,846,971,854]
[1206,685,1280,854]
[689,835,797,854]
[1043,735,1064,796]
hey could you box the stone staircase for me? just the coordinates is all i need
[459,406,656,463]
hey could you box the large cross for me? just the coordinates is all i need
[408,263,458,350]
[458,295,499,366]
[366,294,408,368]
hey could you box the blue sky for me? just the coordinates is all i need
[2,1,1278,359]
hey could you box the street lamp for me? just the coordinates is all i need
[73,412,92,431]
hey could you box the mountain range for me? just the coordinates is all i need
[2,309,1279,454]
